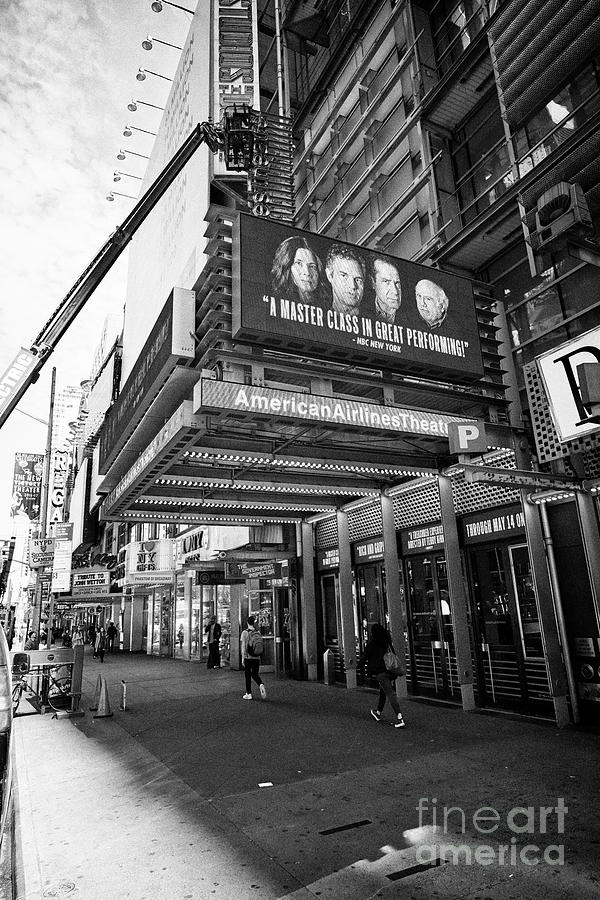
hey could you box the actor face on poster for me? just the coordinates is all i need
[325,245,366,315]
[371,257,402,323]
[415,278,449,328]
[271,236,327,304]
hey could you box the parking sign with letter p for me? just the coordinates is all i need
[448,420,488,455]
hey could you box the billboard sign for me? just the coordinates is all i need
[195,379,475,440]
[71,570,110,597]
[536,326,600,442]
[99,288,195,473]
[29,538,55,569]
[10,452,44,521]
[232,216,484,382]
[124,539,175,586]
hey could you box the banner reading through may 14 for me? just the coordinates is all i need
[232,215,484,383]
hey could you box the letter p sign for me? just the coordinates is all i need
[448,420,488,455]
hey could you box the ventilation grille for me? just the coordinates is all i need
[490,0,600,129]
[523,361,568,463]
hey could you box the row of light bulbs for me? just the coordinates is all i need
[107,1,194,201]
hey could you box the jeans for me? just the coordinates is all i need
[375,672,401,715]
[244,658,263,693]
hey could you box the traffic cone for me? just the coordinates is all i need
[93,677,113,718]
[89,674,102,711]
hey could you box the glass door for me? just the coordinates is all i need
[405,554,457,698]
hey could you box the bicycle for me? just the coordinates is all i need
[12,666,73,716]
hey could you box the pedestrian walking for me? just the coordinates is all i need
[72,626,84,646]
[359,622,405,728]
[87,623,96,646]
[240,615,266,700]
[61,630,72,648]
[106,621,118,652]
[205,616,222,669]
[94,627,106,663]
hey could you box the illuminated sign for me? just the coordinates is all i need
[195,379,473,439]
[461,505,525,544]
[124,540,175,586]
[353,538,384,564]
[317,549,339,570]
[99,289,195,473]
[401,523,444,555]
[232,216,484,381]
[536,325,600,442]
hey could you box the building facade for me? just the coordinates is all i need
[71,0,600,728]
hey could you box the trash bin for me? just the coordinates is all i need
[323,649,335,685]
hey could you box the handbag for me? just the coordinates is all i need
[383,647,404,677]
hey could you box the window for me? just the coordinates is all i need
[511,545,542,658]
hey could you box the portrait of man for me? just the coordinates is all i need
[271,236,327,305]
[415,278,449,329]
[371,257,402,323]
[325,245,366,316]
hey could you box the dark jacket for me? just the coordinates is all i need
[359,637,392,677]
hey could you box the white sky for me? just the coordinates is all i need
[0,0,194,538]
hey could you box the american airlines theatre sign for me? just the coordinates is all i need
[195,380,474,438]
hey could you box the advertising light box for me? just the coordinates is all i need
[232,216,484,382]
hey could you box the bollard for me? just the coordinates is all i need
[93,677,113,719]
[89,674,102,711]
[323,648,336,686]
[119,680,127,711]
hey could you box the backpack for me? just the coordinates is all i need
[247,630,263,657]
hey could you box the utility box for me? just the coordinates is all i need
[323,649,336,686]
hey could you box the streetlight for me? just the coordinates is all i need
[136,67,172,82]
[127,98,165,112]
[113,171,143,183]
[106,191,137,202]
[123,124,157,137]
[142,35,182,51]
[151,0,194,13]
[116,148,150,161]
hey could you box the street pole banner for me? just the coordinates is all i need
[10,452,44,521]
[29,538,55,568]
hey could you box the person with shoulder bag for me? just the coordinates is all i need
[358,622,406,728]
[240,616,266,701]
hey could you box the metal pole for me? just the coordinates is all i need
[539,502,580,724]
[274,0,285,118]
[32,368,56,641]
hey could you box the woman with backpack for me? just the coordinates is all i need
[359,622,406,728]
[240,615,266,700]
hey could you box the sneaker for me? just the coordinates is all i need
[394,714,406,728]
[242,693,252,700]
[259,683,267,700]
[370,709,382,722]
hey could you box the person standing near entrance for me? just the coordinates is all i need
[106,621,118,653]
[240,616,266,700]
[359,623,405,728]
[94,627,106,663]
[205,616,222,669]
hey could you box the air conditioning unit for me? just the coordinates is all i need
[531,182,594,251]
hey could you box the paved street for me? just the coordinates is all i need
[12,649,600,899]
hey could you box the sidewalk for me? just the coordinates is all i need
[13,648,600,899]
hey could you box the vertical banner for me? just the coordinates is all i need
[10,452,44,521]
[51,522,73,594]
[48,448,70,525]
[212,0,260,177]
